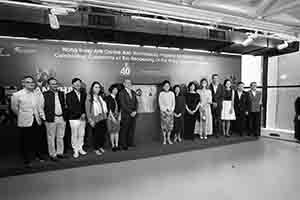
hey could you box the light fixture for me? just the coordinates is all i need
[241,37,254,46]
[277,41,289,50]
[48,13,60,29]
[241,32,259,46]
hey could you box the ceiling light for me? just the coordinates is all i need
[241,32,259,46]
[277,41,289,50]
[50,7,70,15]
[241,37,254,46]
[48,13,60,29]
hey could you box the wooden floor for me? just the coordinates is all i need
[1,138,300,200]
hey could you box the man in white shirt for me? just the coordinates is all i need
[11,76,45,166]
[234,82,250,136]
[209,74,224,138]
[66,78,87,158]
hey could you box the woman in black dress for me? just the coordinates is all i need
[173,85,185,143]
[184,82,200,140]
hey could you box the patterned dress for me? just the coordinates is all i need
[159,91,175,133]
[198,89,213,135]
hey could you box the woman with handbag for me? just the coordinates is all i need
[105,84,121,152]
[85,81,108,155]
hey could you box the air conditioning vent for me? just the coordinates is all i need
[209,30,226,40]
[88,14,115,27]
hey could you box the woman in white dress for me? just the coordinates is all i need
[221,79,236,137]
[195,78,213,139]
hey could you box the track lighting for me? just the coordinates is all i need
[277,41,289,50]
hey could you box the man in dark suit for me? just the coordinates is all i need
[234,82,250,136]
[118,79,138,150]
[294,97,300,142]
[248,82,262,137]
[43,77,68,161]
[66,78,87,158]
[209,74,224,138]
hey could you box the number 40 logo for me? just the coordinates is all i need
[120,62,131,76]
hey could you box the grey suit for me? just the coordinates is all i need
[248,90,262,136]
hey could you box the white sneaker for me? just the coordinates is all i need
[73,151,79,158]
[79,149,87,155]
[99,148,105,153]
[95,150,102,156]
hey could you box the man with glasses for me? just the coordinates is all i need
[43,77,67,162]
[11,76,45,166]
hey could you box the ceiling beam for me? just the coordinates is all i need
[80,0,300,36]
[262,0,300,17]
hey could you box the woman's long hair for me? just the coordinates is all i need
[88,81,104,109]
[199,78,209,89]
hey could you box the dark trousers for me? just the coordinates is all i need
[184,113,196,140]
[19,119,43,163]
[92,120,107,150]
[248,112,261,136]
[235,112,247,136]
[119,115,136,148]
[211,107,221,137]
[295,117,300,140]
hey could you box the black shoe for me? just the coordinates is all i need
[57,154,68,159]
[24,160,33,168]
[112,147,117,152]
[50,156,59,162]
[36,156,45,162]
[116,146,121,151]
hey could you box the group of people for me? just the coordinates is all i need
[158,74,262,145]
[11,76,137,165]
[11,73,262,166]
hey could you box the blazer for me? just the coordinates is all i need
[209,83,224,106]
[43,90,67,122]
[11,88,45,127]
[248,90,262,113]
[234,91,250,115]
[66,90,86,120]
[118,88,138,117]
[295,97,300,116]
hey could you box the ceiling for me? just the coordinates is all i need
[2,0,300,38]
[158,0,300,27]
[0,0,299,56]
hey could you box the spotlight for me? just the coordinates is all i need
[241,32,259,46]
[241,37,254,46]
[48,13,60,30]
[277,41,289,50]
